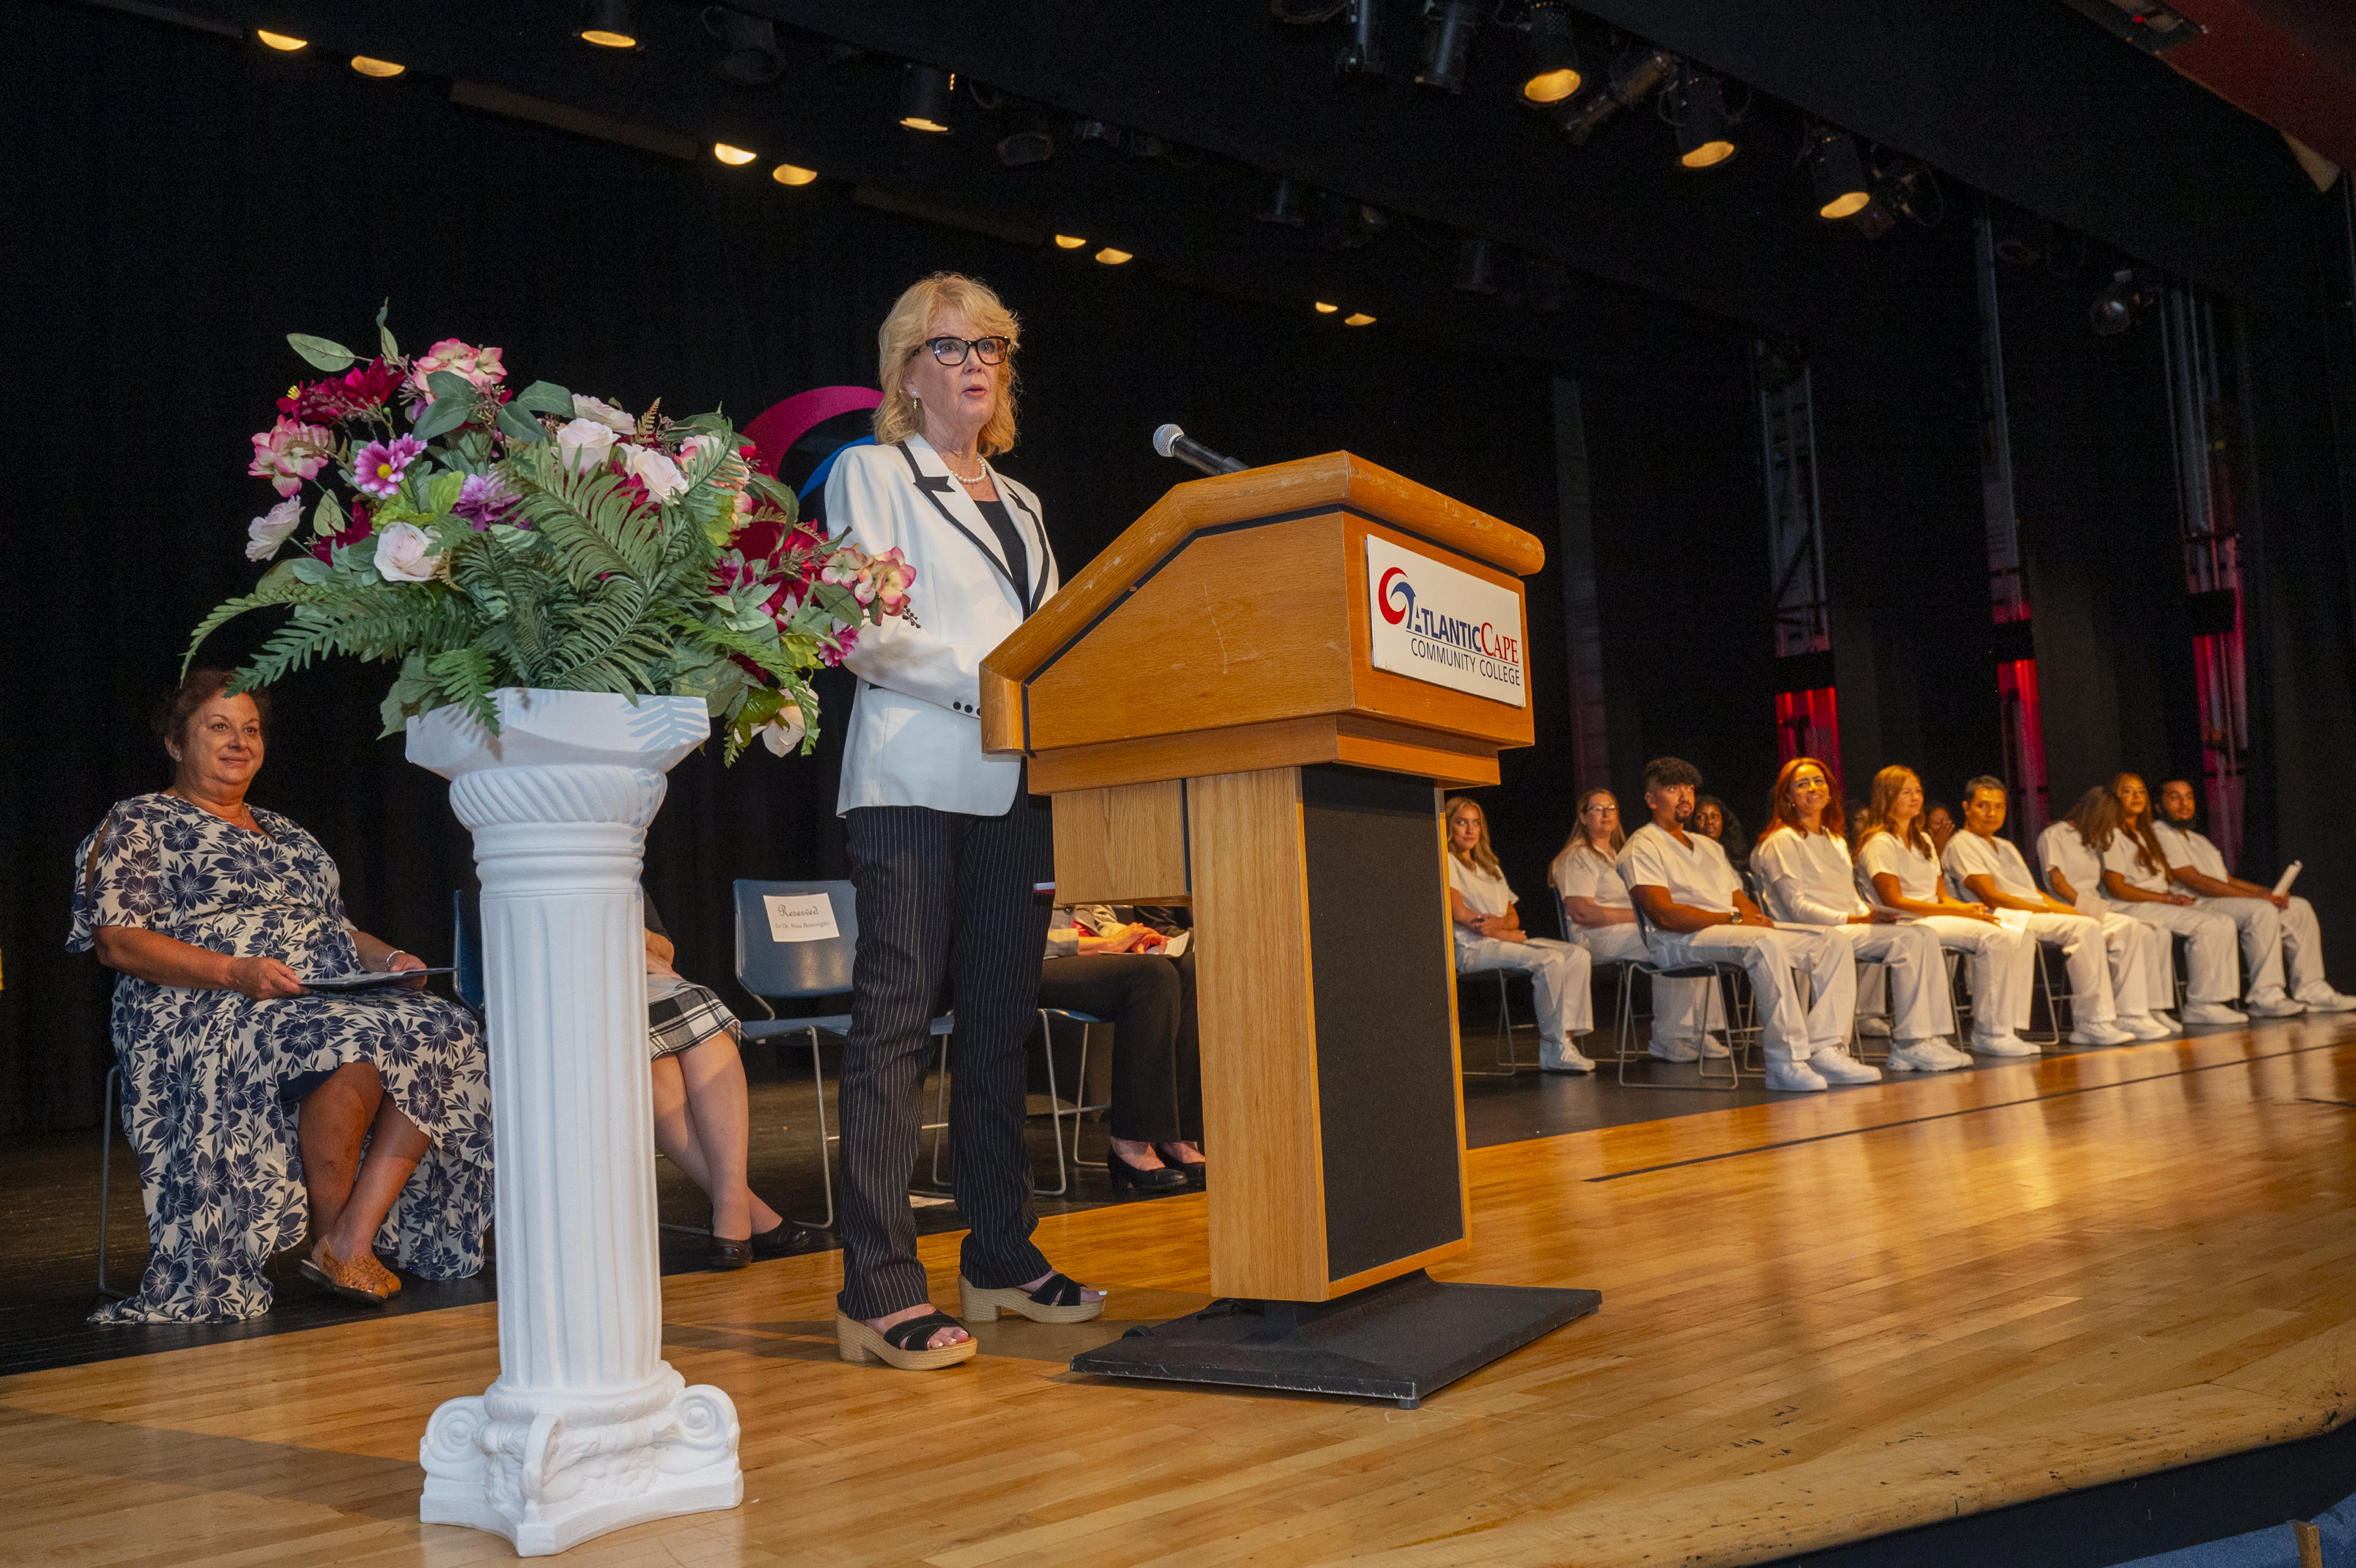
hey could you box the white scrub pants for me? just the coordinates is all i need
[2082,906,2174,1014]
[2276,896,2341,1003]
[1916,916,2035,1042]
[1822,921,1953,1042]
[1456,936,1592,1046]
[1573,922,1722,1039]
[2194,896,2312,1006]
[2115,901,2239,1003]
[1642,924,1855,1063]
[2005,911,2127,1026]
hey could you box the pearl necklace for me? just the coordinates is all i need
[947,451,986,484]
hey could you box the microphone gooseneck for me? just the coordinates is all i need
[1152,423,1249,477]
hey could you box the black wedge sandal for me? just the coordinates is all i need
[958,1270,1106,1324]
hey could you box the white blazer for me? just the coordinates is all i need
[825,432,1059,816]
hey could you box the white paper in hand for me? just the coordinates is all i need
[2274,861,2301,897]
[764,893,841,943]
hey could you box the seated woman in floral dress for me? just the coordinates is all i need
[69,671,493,1322]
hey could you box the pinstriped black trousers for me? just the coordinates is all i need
[837,798,1055,1319]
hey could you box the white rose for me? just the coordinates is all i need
[244,498,303,562]
[571,394,638,433]
[618,443,688,502]
[757,708,808,757]
[555,418,617,473]
[373,521,441,583]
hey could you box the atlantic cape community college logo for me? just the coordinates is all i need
[1364,533,1528,707]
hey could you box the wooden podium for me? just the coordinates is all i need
[982,451,1599,1404]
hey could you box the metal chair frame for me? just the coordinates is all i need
[1613,898,1759,1091]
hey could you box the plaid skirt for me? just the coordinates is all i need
[648,983,742,1061]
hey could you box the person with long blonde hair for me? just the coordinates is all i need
[1853,764,2039,1056]
[2040,786,2178,1025]
[1446,797,1595,1072]
[1751,757,1965,1072]
[2098,773,2247,1024]
[1548,786,1722,1062]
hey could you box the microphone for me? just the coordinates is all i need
[1152,423,1248,477]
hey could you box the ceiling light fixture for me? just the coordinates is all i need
[1314,301,1340,314]
[350,56,406,78]
[706,8,784,85]
[1557,47,1673,146]
[255,29,307,51]
[1416,0,1482,92]
[771,163,817,185]
[1343,312,1376,326]
[1806,127,1870,220]
[899,63,954,133]
[712,142,757,165]
[1665,68,1736,168]
[1094,247,1133,265]
[1334,0,1385,79]
[1517,1,1581,105]
[2090,267,2162,335]
[578,0,639,48]
[1053,234,1088,249]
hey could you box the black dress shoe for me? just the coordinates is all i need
[1155,1144,1206,1189]
[750,1220,811,1258]
[1107,1148,1187,1192]
[707,1237,755,1271]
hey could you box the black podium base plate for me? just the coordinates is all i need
[1068,1269,1600,1407]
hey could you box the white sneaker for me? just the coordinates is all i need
[1971,1032,2042,1057]
[1698,1034,1733,1060]
[1886,1041,1955,1072]
[1858,1016,1893,1038]
[1810,1048,1882,1084]
[2298,991,2356,1014]
[2245,995,2307,1018]
[2182,1000,2250,1025]
[1929,1040,1978,1069]
[2117,1013,2177,1039]
[2068,1020,2136,1047]
[1765,1059,1828,1091]
[1540,1042,1596,1073]
[1649,1037,1703,1063]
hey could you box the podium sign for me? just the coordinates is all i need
[1364,533,1529,707]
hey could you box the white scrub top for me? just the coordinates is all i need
[1617,822,1742,915]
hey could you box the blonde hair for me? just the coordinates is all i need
[872,273,1021,456]
[1555,785,1623,866]
[1444,797,1503,877]
[1854,764,1933,859]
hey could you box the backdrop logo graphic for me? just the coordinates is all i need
[1364,535,1528,709]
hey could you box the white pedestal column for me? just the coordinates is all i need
[408,689,740,1557]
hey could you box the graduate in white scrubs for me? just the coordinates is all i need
[2037,786,2178,1023]
[1445,797,1596,1073]
[1853,766,2040,1056]
[1750,756,1970,1073]
[1616,757,1871,1092]
[1549,786,1724,1062]
[2098,774,2247,1025]
[2153,778,2355,1014]
[1942,776,2169,1044]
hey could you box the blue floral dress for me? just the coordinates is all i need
[69,793,494,1324]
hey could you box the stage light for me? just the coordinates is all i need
[1806,128,1870,220]
[1094,247,1133,265]
[1557,46,1672,146]
[900,64,954,133]
[1666,69,1736,168]
[1314,301,1340,313]
[1455,237,1500,294]
[1310,191,1387,253]
[712,143,757,165]
[2090,267,2162,335]
[578,0,639,48]
[706,9,783,84]
[1257,178,1310,227]
[1416,0,1482,92]
[255,30,307,51]
[1053,234,1088,249]
[1335,0,1385,79]
[350,56,406,78]
[771,163,817,186]
[1344,312,1376,326]
[1518,1,1580,105]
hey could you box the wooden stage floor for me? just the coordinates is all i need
[6,1019,2352,1567]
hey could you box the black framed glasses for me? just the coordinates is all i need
[925,335,1011,366]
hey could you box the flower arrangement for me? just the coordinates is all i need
[189,305,916,761]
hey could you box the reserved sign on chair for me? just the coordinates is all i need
[763,893,841,943]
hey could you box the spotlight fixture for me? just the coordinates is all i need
[255,29,307,51]
[1334,0,1385,79]
[2089,267,2162,335]
[899,64,954,132]
[1847,155,1941,239]
[1309,191,1387,253]
[350,56,406,78]
[771,163,817,186]
[1557,48,1673,145]
[1454,237,1501,294]
[1806,127,1870,220]
[578,0,639,48]
[996,102,1056,166]
[712,142,757,165]
[1665,68,1736,168]
[1518,1,1581,105]
[1095,247,1133,265]
[1257,178,1310,227]
[1344,312,1377,326]
[1416,0,1482,92]
[1053,234,1089,249]
[1314,301,1340,313]
[705,8,784,84]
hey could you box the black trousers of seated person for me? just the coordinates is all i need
[837,801,1053,1320]
[1035,952,1203,1143]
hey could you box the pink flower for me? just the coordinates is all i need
[617,442,688,503]
[820,625,857,667]
[859,547,917,617]
[352,435,425,499]
[453,472,520,531]
[373,521,441,583]
[248,418,334,497]
[245,498,303,561]
[409,338,506,400]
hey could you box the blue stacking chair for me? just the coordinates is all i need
[451,888,486,1015]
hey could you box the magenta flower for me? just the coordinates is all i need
[352,435,425,499]
[453,472,521,531]
[248,418,333,497]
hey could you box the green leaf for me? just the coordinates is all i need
[514,380,576,417]
[426,370,474,405]
[376,299,398,362]
[291,557,330,584]
[312,490,344,540]
[425,469,465,514]
[497,404,547,444]
[413,394,472,440]
[288,333,357,372]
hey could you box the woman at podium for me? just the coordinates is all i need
[824,274,1103,1371]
